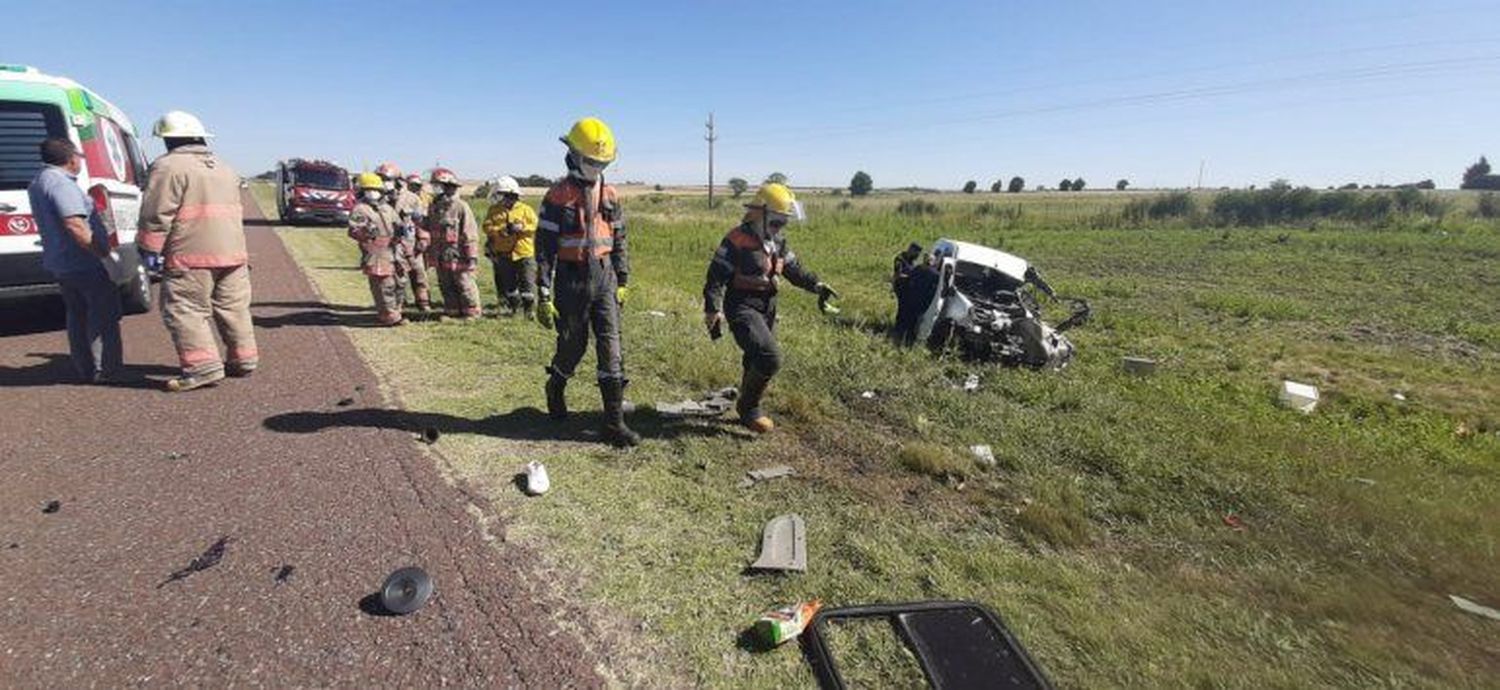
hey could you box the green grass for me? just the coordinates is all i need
[257,183,1500,688]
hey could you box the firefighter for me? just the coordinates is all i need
[137,111,258,393]
[381,166,431,311]
[482,175,539,317]
[348,172,407,326]
[424,168,482,319]
[703,183,838,432]
[536,117,638,447]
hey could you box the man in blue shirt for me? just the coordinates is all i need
[27,137,123,383]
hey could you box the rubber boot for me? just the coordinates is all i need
[600,378,641,447]
[736,368,775,433]
[545,369,569,420]
[166,368,226,393]
[519,295,536,321]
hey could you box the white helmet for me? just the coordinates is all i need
[152,110,214,139]
[490,175,522,199]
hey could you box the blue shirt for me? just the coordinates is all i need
[27,166,110,277]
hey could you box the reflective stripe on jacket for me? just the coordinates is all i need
[703,222,820,313]
[137,145,248,270]
[536,176,630,291]
[424,193,480,272]
[483,201,538,259]
[348,201,405,277]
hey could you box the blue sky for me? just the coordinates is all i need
[7,0,1499,188]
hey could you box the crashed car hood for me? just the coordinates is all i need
[932,238,1030,284]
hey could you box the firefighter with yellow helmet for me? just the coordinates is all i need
[348,172,408,326]
[703,183,838,433]
[424,167,482,319]
[536,117,638,447]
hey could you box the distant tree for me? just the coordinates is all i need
[962,180,977,194]
[765,172,789,185]
[1116,179,1129,191]
[1269,178,1292,191]
[1036,184,1045,191]
[519,174,552,187]
[990,180,1004,193]
[653,184,663,191]
[849,171,874,196]
[1339,182,1359,190]
[1058,178,1073,191]
[1415,179,1436,190]
[728,177,749,197]
[1462,156,1491,189]
[1008,176,1025,193]
[1073,177,1086,191]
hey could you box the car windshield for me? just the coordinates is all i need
[292,168,349,190]
[0,101,67,191]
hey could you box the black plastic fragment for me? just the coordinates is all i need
[274,564,295,584]
[380,566,433,615]
[420,427,440,444]
[41,500,60,514]
[159,536,232,588]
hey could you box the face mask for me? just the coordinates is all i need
[441,185,458,198]
[363,190,383,203]
[568,153,609,182]
[383,181,396,192]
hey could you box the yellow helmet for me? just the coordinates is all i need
[748,183,803,218]
[356,172,384,191]
[561,117,616,163]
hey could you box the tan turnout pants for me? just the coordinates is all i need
[161,265,258,376]
[369,274,406,325]
[437,269,481,318]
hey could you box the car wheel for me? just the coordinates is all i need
[121,260,153,315]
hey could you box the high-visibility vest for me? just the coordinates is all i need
[727,227,784,293]
[542,179,618,262]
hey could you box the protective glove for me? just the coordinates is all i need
[465,256,479,271]
[816,283,841,314]
[615,286,629,306]
[538,300,558,329]
[704,311,725,340]
[140,250,163,273]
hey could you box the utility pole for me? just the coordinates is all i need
[705,112,717,208]
[1196,159,1205,190]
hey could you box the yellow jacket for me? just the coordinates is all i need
[483,201,539,259]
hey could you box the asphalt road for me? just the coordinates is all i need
[0,194,601,687]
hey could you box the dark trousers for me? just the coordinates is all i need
[56,267,123,381]
[549,258,622,382]
[727,294,781,377]
[493,256,538,309]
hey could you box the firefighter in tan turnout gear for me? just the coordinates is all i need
[137,111,259,392]
[348,172,407,326]
[703,183,838,432]
[536,117,639,447]
[424,168,482,319]
[377,164,431,311]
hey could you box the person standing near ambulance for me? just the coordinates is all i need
[136,111,257,392]
[536,117,638,447]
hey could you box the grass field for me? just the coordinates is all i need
[254,183,1500,688]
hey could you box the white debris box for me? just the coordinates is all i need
[1279,380,1319,414]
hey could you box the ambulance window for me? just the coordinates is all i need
[0,101,67,191]
[119,128,149,185]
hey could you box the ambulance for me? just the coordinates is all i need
[0,65,153,313]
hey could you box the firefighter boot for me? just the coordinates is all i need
[600,378,641,447]
[518,294,536,321]
[545,369,568,420]
[736,367,775,433]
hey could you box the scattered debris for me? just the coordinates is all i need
[1449,594,1500,621]
[1222,513,1246,531]
[1122,356,1157,376]
[1279,380,1319,414]
[655,387,737,418]
[524,461,550,496]
[860,390,877,399]
[419,427,441,444]
[1391,391,1407,402]
[41,500,60,514]
[754,599,823,648]
[750,514,807,572]
[645,310,669,318]
[159,536,232,588]
[739,465,795,489]
[164,451,188,461]
[354,384,366,392]
[1455,422,1476,440]
[7,543,17,549]
[274,565,295,584]
[336,397,355,407]
[380,566,433,615]
[954,373,980,392]
[970,445,997,469]
[1350,477,1377,486]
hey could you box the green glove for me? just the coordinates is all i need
[538,300,558,328]
[816,283,840,314]
[616,286,629,306]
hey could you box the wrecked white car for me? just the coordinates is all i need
[905,239,1089,369]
